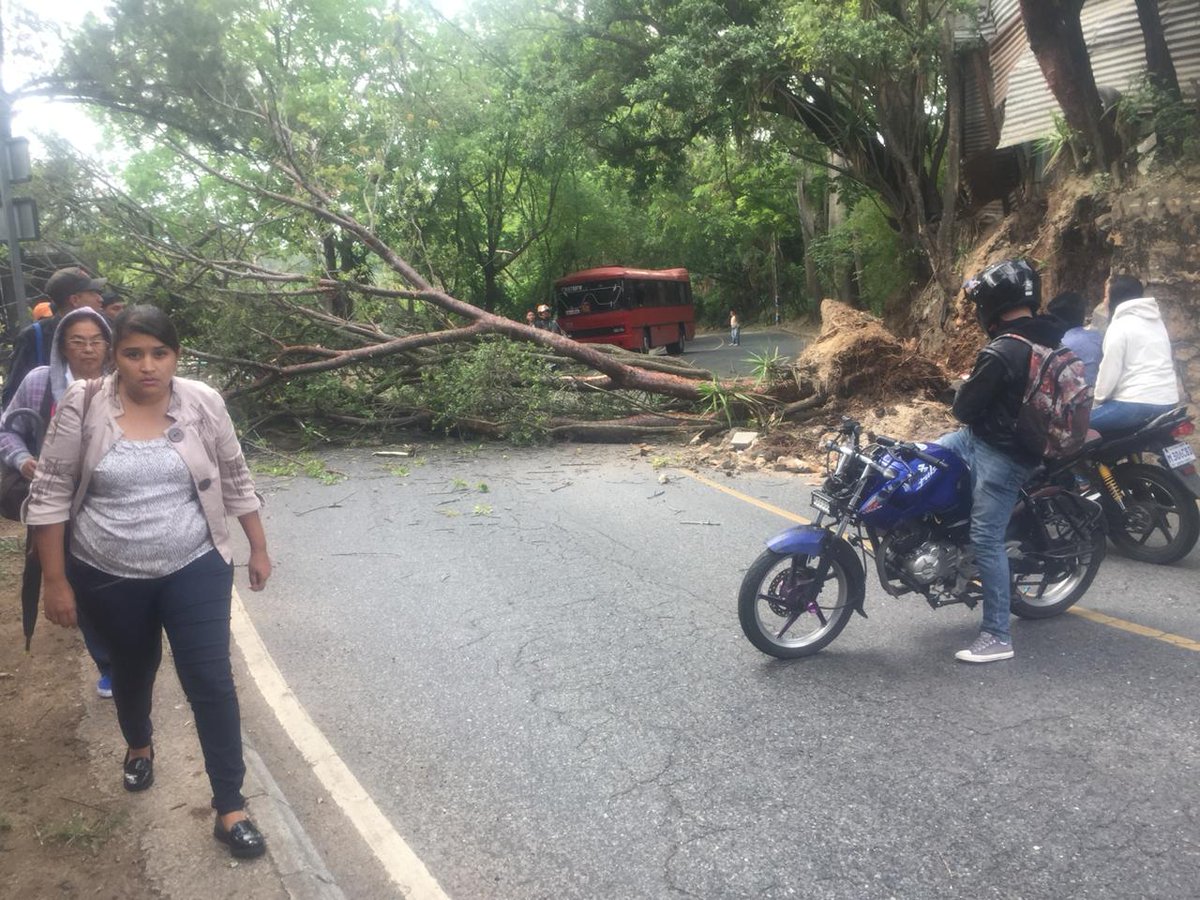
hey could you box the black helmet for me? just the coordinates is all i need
[963,258,1040,332]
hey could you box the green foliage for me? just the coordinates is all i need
[420,339,556,444]
[747,347,791,388]
[1116,77,1200,164]
[250,453,343,483]
[22,0,1001,437]
[697,378,767,428]
[1034,113,1080,168]
[806,196,909,314]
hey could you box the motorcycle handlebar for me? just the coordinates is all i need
[880,438,949,471]
[910,447,949,470]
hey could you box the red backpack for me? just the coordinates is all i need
[1003,335,1094,459]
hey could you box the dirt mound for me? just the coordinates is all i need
[795,300,950,401]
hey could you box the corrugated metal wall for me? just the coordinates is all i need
[1165,0,1200,95]
[961,1,1027,158]
[997,0,1200,148]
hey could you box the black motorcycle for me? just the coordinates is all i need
[1053,406,1200,565]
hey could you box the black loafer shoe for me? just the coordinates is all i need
[213,816,266,859]
[122,750,154,793]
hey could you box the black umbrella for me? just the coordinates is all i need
[6,407,47,651]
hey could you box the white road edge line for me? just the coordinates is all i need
[231,588,451,900]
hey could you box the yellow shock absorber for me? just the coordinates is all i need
[1096,462,1125,509]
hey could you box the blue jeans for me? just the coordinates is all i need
[730,326,740,345]
[70,549,246,814]
[938,428,1036,641]
[1089,400,1175,434]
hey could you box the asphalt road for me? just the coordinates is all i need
[245,443,1200,899]
[680,328,806,377]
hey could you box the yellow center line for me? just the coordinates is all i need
[1066,606,1200,652]
[681,468,1200,654]
[684,469,812,524]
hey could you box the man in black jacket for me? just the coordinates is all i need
[3,267,107,406]
[940,259,1067,663]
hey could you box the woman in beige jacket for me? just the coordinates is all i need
[28,305,272,859]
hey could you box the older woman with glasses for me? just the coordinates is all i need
[0,306,114,693]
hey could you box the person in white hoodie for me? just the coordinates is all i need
[1090,274,1180,433]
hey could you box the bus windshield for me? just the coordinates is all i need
[556,279,624,313]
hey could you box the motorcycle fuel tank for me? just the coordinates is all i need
[857,443,971,529]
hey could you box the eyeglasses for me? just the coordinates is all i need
[66,338,109,350]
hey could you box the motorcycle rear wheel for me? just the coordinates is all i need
[737,541,862,659]
[1106,463,1200,565]
[1011,526,1105,619]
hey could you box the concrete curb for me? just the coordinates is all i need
[77,632,346,899]
[243,742,347,900]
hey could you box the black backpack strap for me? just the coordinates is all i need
[979,334,1031,381]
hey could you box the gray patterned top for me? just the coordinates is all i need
[71,438,214,578]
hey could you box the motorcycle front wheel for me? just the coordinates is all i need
[1106,463,1200,565]
[737,540,863,659]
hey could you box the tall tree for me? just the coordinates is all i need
[1018,0,1121,174]
[540,0,973,296]
[1133,0,1180,97]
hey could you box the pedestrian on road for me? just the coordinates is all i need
[729,309,740,346]
[942,259,1066,664]
[0,307,115,693]
[27,305,273,860]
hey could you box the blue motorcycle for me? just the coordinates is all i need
[738,418,1107,658]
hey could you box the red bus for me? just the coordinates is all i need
[553,266,695,354]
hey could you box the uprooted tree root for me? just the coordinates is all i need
[795,300,950,401]
[771,299,951,426]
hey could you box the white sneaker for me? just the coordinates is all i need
[955,632,1014,663]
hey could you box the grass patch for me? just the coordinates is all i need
[40,810,127,851]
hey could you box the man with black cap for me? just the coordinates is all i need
[3,267,107,406]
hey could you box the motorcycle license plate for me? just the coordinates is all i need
[811,490,834,515]
[1163,442,1197,468]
